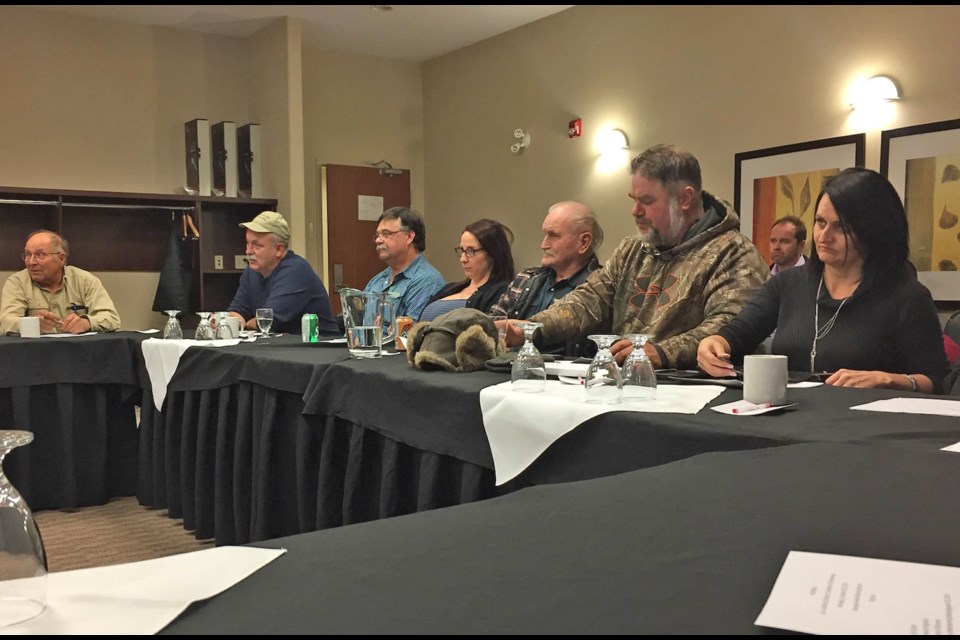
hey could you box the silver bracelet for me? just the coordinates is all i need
[904,374,919,392]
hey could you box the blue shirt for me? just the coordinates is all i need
[363,253,445,320]
[228,250,338,335]
[418,298,466,323]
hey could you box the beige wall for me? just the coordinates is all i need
[0,7,255,194]
[301,47,425,267]
[0,7,286,329]
[423,5,960,280]
[247,18,306,256]
[4,5,960,330]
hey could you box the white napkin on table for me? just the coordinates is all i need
[9,546,283,635]
[479,380,725,485]
[141,338,242,409]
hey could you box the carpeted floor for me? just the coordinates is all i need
[33,497,213,573]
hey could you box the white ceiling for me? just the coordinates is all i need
[20,5,575,62]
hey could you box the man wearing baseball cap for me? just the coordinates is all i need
[227,211,337,335]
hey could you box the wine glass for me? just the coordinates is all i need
[256,308,274,337]
[585,335,622,404]
[511,322,546,392]
[195,312,214,340]
[621,333,657,401]
[0,431,47,627]
[163,310,183,340]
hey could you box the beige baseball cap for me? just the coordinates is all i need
[240,211,290,244]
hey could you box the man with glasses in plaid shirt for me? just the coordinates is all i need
[1,229,120,334]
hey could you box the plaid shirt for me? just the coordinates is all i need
[490,255,602,355]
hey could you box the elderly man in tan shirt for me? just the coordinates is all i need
[0,230,121,334]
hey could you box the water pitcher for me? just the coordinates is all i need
[338,288,397,358]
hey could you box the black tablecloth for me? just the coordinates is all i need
[141,338,960,544]
[139,340,503,544]
[0,332,145,510]
[137,336,351,542]
[161,442,960,634]
[509,382,960,486]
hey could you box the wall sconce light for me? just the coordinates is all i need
[849,75,901,110]
[599,128,629,155]
[511,129,531,154]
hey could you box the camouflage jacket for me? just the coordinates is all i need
[532,192,769,369]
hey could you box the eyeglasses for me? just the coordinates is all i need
[373,228,409,241]
[21,251,62,262]
[454,247,486,258]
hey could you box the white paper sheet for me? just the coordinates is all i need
[479,381,724,485]
[851,397,960,417]
[9,546,284,635]
[711,400,798,416]
[788,380,823,388]
[756,550,960,635]
[543,361,590,377]
[136,329,160,334]
[24,332,97,339]
[942,442,960,453]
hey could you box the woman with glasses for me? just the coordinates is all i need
[417,219,515,323]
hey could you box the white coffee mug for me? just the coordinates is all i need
[218,316,242,339]
[742,354,788,406]
[19,316,40,338]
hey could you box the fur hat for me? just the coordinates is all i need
[406,307,502,372]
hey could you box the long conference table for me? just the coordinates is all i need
[136,335,960,547]
[160,442,960,634]
[4,332,960,551]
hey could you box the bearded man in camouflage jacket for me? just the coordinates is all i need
[502,144,768,369]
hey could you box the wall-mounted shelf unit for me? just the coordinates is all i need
[0,186,277,313]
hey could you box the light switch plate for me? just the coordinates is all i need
[214,255,224,270]
[235,255,247,270]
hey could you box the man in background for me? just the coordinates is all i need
[363,207,445,320]
[502,144,769,369]
[490,201,603,355]
[0,230,120,334]
[227,211,338,335]
[769,215,807,274]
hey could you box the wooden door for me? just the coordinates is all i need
[320,164,411,315]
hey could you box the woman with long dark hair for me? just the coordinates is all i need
[417,219,515,322]
[698,167,948,392]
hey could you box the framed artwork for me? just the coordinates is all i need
[880,118,960,301]
[734,135,866,264]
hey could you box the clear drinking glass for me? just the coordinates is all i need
[488,313,507,351]
[621,333,657,401]
[511,322,546,392]
[163,310,183,340]
[585,334,622,404]
[256,308,274,337]
[195,312,214,340]
[0,431,47,627]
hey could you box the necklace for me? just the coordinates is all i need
[809,274,852,371]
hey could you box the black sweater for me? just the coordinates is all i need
[717,266,949,392]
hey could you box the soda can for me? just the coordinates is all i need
[395,316,414,351]
[301,314,318,343]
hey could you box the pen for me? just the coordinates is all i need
[732,402,773,414]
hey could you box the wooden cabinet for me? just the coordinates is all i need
[0,186,276,313]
